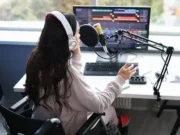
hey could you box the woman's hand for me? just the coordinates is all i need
[72,34,81,55]
[72,44,81,55]
[72,26,81,55]
[118,63,137,80]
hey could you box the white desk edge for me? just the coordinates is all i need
[13,52,180,101]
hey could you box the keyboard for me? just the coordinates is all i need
[84,62,139,76]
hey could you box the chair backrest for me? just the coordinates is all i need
[76,113,107,135]
[0,105,65,135]
[81,118,106,135]
[76,113,121,135]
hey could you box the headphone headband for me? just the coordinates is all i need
[46,11,73,36]
[45,11,77,50]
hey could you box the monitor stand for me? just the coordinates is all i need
[96,52,128,63]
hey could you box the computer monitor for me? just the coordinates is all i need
[73,6,151,52]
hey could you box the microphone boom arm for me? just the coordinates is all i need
[108,29,174,101]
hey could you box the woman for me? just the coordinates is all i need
[25,11,137,135]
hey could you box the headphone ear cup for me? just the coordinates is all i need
[69,36,77,50]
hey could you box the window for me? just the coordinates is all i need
[0,0,180,30]
[0,0,180,47]
[0,0,92,21]
[98,0,180,26]
[0,0,92,30]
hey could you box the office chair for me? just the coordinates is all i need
[0,96,122,135]
[0,84,3,102]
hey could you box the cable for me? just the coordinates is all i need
[117,37,127,55]
[159,44,166,62]
[91,35,125,60]
[127,31,145,48]
[151,44,168,89]
[160,46,169,75]
[161,51,165,62]
[105,32,139,61]
[127,31,169,81]
[116,37,138,62]
[124,31,168,94]
[119,31,139,62]
[107,35,124,56]
[121,50,138,61]
[92,47,121,60]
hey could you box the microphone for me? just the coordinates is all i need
[79,24,99,47]
[93,23,109,55]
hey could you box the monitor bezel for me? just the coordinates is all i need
[73,5,151,52]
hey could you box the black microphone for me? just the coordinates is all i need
[93,23,109,55]
[79,24,99,47]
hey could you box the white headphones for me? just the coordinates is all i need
[46,11,77,50]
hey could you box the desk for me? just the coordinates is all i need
[13,52,180,135]
[14,52,180,100]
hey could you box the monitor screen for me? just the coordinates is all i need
[73,6,151,51]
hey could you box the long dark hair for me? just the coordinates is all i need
[25,12,77,112]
